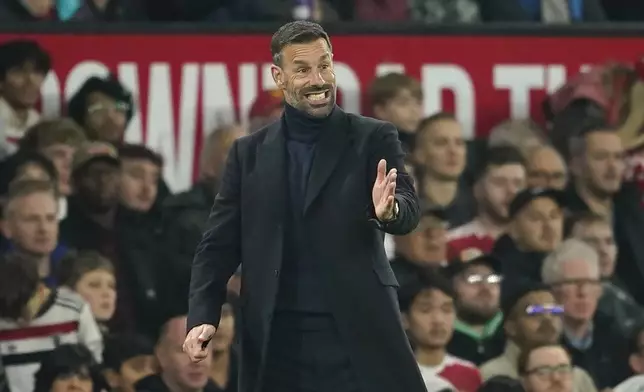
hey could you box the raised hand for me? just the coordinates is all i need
[183,324,217,362]
[372,159,397,221]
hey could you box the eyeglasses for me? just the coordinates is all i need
[526,364,573,378]
[464,274,502,285]
[87,101,130,116]
[525,304,564,316]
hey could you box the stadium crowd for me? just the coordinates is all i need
[2,5,644,391]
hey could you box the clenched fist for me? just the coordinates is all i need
[183,324,217,362]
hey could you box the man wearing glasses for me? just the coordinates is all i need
[518,343,574,392]
[444,253,505,366]
[542,238,630,389]
[480,282,597,392]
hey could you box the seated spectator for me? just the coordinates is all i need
[118,143,163,215]
[135,314,216,392]
[368,73,423,153]
[487,119,546,158]
[67,75,134,145]
[570,213,644,335]
[18,117,88,210]
[391,209,448,288]
[444,253,505,365]
[0,40,49,150]
[565,127,644,304]
[477,0,606,23]
[162,124,244,292]
[480,282,596,391]
[64,0,146,21]
[33,344,105,392]
[409,0,480,23]
[56,251,117,333]
[0,150,58,196]
[61,142,168,338]
[518,344,574,392]
[613,323,644,392]
[542,239,630,389]
[0,180,67,286]
[248,89,284,134]
[0,252,102,392]
[447,146,526,259]
[412,113,475,227]
[525,145,568,190]
[102,334,156,392]
[493,188,565,291]
[398,271,482,392]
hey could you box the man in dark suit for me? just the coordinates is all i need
[183,21,426,392]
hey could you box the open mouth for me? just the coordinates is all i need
[304,90,330,104]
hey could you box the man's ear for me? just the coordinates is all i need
[271,65,284,89]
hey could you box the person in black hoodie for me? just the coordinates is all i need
[492,188,565,292]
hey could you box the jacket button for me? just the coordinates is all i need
[274,269,280,277]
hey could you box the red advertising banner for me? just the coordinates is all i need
[0,32,642,190]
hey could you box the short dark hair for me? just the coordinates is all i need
[34,344,104,392]
[398,269,455,313]
[0,40,51,79]
[518,343,569,375]
[475,146,526,182]
[368,73,422,108]
[270,21,332,66]
[56,250,115,289]
[0,252,40,320]
[0,152,58,196]
[118,144,163,167]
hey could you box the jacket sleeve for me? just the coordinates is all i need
[78,303,103,363]
[368,123,420,235]
[187,140,242,331]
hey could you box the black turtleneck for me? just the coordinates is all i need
[275,103,334,314]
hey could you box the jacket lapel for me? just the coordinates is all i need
[303,107,350,216]
[255,122,286,222]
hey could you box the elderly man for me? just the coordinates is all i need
[541,239,630,389]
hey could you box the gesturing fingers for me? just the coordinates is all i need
[376,159,387,184]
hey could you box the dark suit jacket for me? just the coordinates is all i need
[187,107,426,392]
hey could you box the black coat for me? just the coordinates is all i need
[187,108,426,392]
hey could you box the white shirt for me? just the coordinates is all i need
[615,375,644,392]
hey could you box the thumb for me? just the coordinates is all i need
[197,327,214,342]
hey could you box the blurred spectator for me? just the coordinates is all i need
[444,254,505,366]
[570,213,644,335]
[67,75,134,145]
[60,142,168,338]
[63,0,146,21]
[56,251,117,332]
[33,344,104,392]
[391,209,448,288]
[162,124,244,290]
[0,150,57,196]
[410,0,480,23]
[369,73,423,152]
[117,144,162,213]
[493,188,565,291]
[248,89,283,134]
[487,119,546,158]
[398,271,482,392]
[0,252,102,392]
[353,0,408,21]
[566,128,644,304]
[601,0,644,21]
[480,282,597,391]
[0,180,66,286]
[0,40,49,151]
[102,334,156,392]
[517,344,574,392]
[0,0,58,20]
[19,117,87,199]
[136,314,216,392]
[208,303,237,392]
[447,146,526,259]
[477,0,606,23]
[614,324,644,392]
[542,239,630,389]
[525,145,568,190]
[413,113,475,227]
